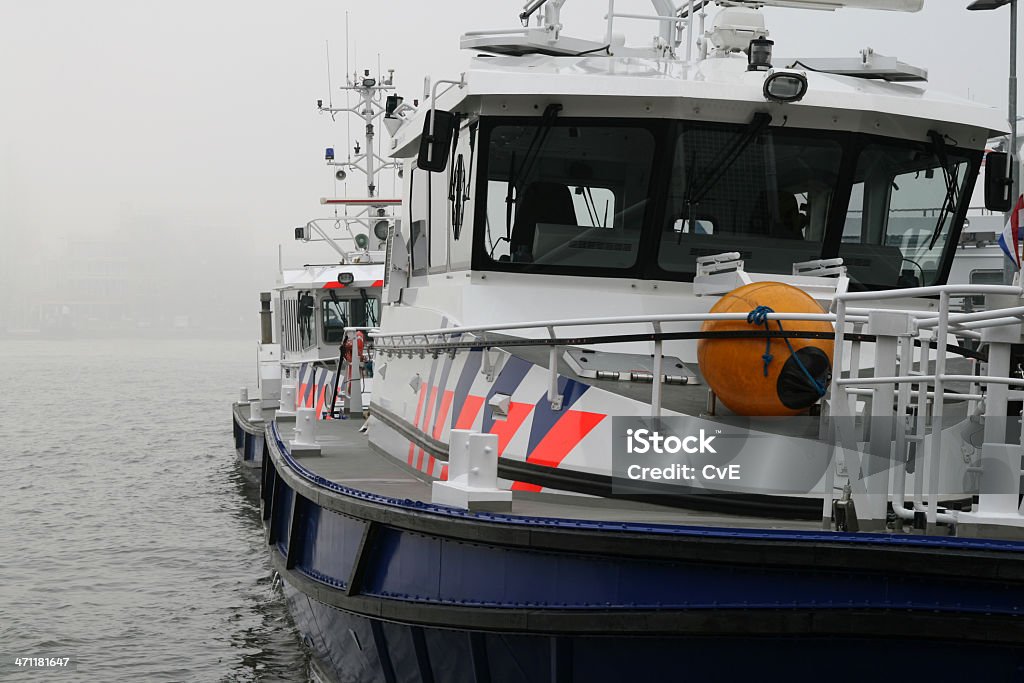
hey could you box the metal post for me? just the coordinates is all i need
[1008,0,1020,284]
[686,0,695,62]
[606,0,615,46]
[652,323,663,417]
[926,291,950,531]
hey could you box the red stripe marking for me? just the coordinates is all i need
[416,386,439,472]
[314,381,329,417]
[511,481,542,492]
[426,455,436,476]
[371,279,384,287]
[432,391,454,440]
[488,402,534,456]
[408,386,428,465]
[421,387,438,431]
[296,383,305,410]
[525,410,606,469]
[453,395,485,431]
[322,281,346,289]
[440,465,449,481]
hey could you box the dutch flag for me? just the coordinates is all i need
[999,194,1024,270]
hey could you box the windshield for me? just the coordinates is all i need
[840,142,972,288]
[660,122,843,278]
[482,121,655,269]
[474,117,980,290]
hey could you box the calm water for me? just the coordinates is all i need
[0,338,308,682]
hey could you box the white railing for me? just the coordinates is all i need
[373,310,864,417]
[829,283,1024,532]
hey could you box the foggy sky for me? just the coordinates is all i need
[0,1,1018,333]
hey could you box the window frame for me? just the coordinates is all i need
[469,115,982,292]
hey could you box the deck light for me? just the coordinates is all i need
[747,38,774,71]
[373,220,390,240]
[337,272,355,285]
[764,72,808,103]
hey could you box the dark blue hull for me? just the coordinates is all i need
[232,403,265,474]
[282,580,1024,682]
[256,422,1024,682]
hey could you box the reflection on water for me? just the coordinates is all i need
[0,339,309,682]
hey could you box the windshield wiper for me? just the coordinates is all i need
[678,112,772,242]
[926,130,960,250]
[505,103,563,240]
[685,112,773,208]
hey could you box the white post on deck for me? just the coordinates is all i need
[861,310,914,530]
[926,292,950,531]
[975,292,1023,516]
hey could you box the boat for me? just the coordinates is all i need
[239,1,1024,679]
[232,69,399,477]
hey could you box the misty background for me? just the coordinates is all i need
[0,0,1018,337]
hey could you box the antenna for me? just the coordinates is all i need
[345,12,352,163]
[325,41,336,122]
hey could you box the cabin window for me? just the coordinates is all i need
[282,298,301,353]
[449,123,478,270]
[839,143,972,288]
[658,126,842,278]
[322,299,348,344]
[479,122,654,270]
[968,269,1003,308]
[320,295,380,343]
[298,291,317,349]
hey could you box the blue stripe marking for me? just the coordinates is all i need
[450,349,483,429]
[526,376,590,455]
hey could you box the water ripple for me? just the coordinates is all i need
[0,339,308,682]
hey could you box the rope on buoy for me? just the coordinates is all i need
[746,305,827,397]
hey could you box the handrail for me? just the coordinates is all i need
[838,284,1022,303]
[372,311,847,341]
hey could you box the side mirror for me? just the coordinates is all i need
[984,151,1014,212]
[418,109,456,173]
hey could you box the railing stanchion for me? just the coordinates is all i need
[823,299,848,528]
[652,322,663,418]
[547,326,562,410]
[927,291,950,530]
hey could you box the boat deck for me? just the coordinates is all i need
[280,415,824,531]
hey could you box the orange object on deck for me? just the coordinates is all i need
[697,282,834,416]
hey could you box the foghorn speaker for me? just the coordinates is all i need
[697,282,833,416]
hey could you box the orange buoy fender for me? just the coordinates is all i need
[697,282,834,416]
